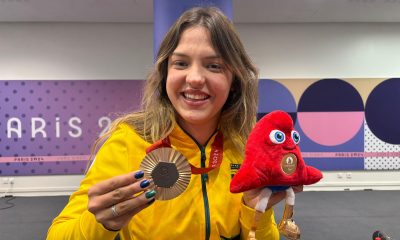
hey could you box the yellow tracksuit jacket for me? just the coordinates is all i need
[47,124,279,240]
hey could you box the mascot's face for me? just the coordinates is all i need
[259,112,301,175]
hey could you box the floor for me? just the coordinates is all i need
[0,190,399,240]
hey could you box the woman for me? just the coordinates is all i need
[47,7,297,240]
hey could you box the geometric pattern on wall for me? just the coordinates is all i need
[364,78,400,170]
[364,115,400,170]
[365,78,400,144]
[259,78,399,171]
[257,79,297,122]
[0,80,143,176]
[297,78,364,146]
[1,78,400,175]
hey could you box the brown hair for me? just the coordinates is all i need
[92,7,259,156]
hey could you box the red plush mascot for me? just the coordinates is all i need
[230,110,323,240]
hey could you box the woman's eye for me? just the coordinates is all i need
[172,61,188,68]
[207,63,222,72]
[269,130,286,144]
[291,130,300,144]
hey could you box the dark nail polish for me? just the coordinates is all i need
[134,171,144,179]
[145,190,156,199]
[147,198,155,205]
[140,179,150,188]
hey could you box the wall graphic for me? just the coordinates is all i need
[0,80,143,175]
[1,78,399,175]
[259,78,400,171]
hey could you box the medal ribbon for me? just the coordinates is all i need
[146,132,223,175]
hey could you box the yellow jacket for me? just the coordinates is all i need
[47,124,279,240]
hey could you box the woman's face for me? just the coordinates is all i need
[166,26,233,135]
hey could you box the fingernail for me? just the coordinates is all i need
[134,171,144,179]
[140,179,150,188]
[147,198,155,205]
[145,190,156,199]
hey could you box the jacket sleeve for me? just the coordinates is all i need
[239,200,280,240]
[46,125,135,240]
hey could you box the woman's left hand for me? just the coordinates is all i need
[242,185,303,209]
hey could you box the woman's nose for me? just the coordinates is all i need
[186,65,205,88]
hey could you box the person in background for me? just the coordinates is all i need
[47,6,302,240]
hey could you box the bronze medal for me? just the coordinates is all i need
[140,147,191,200]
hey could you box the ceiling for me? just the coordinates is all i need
[1,0,400,23]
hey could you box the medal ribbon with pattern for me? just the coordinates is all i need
[146,131,223,175]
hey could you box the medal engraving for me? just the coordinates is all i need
[151,162,179,188]
[281,153,297,175]
[140,147,191,200]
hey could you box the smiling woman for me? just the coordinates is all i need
[46,6,287,240]
[166,26,233,145]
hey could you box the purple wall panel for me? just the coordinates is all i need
[0,80,144,175]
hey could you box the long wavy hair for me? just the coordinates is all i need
[92,7,259,156]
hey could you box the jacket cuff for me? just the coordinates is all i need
[80,210,119,240]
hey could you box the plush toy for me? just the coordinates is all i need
[230,110,323,240]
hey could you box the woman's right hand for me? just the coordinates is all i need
[88,170,156,231]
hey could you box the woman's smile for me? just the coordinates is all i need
[166,26,233,141]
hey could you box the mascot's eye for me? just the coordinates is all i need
[292,130,300,144]
[269,130,286,144]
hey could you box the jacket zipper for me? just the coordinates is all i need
[177,126,215,240]
[200,146,211,240]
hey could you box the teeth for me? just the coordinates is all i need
[184,93,208,100]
